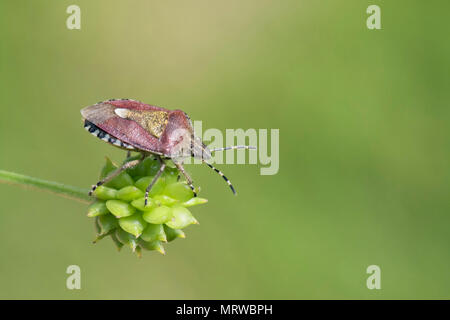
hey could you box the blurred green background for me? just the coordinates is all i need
[0,0,449,299]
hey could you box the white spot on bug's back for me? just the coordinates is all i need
[114,108,129,119]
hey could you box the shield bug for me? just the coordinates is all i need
[81,99,255,205]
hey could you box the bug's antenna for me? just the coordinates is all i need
[209,145,256,153]
[201,160,236,195]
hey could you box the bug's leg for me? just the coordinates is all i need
[202,160,237,195]
[209,145,257,152]
[174,162,197,197]
[144,156,166,206]
[126,151,131,159]
[89,159,141,196]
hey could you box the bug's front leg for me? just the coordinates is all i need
[144,156,166,206]
[89,159,142,196]
[174,162,197,197]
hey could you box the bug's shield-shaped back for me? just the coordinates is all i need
[114,108,168,139]
[81,100,212,160]
[81,102,166,154]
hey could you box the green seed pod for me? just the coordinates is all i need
[147,159,163,176]
[93,229,114,243]
[126,156,154,177]
[164,182,194,202]
[95,216,101,234]
[131,197,157,211]
[164,225,186,242]
[94,216,102,242]
[106,171,134,190]
[118,213,147,238]
[165,206,198,229]
[97,214,119,235]
[89,154,208,256]
[138,239,165,255]
[116,228,139,252]
[100,157,117,179]
[152,194,178,206]
[142,205,173,224]
[135,176,153,191]
[110,233,124,251]
[87,201,109,217]
[141,223,167,242]
[181,197,208,207]
[94,186,117,200]
[135,176,165,196]
[106,200,136,218]
[162,167,179,185]
[117,186,144,202]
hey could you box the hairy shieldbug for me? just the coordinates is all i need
[81,99,255,205]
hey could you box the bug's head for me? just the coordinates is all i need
[163,110,211,162]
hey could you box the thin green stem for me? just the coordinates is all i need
[0,170,91,203]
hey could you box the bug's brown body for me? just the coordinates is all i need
[81,99,254,204]
[81,99,209,160]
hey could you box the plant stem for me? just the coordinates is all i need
[0,170,91,203]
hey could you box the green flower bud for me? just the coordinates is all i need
[165,206,198,229]
[93,229,114,243]
[152,194,178,206]
[87,201,109,217]
[126,156,155,177]
[116,228,139,252]
[110,232,124,251]
[141,223,167,242]
[97,214,119,235]
[117,186,144,202]
[181,197,208,207]
[135,176,165,196]
[95,216,101,234]
[164,182,194,202]
[106,171,134,190]
[164,225,186,242]
[142,205,173,224]
[94,186,117,200]
[106,200,136,218]
[88,155,208,256]
[138,239,165,255]
[162,167,179,185]
[130,197,157,211]
[118,213,147,238]
[147,159,164,176]
[100,157,117,179]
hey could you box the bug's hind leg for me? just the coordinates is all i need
[202,160,237,195]
[144,156,166,206]
[89,159,142,196]
[174,162,197,197]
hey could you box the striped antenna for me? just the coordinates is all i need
[202,160,237,195]
[210,145,256,153]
